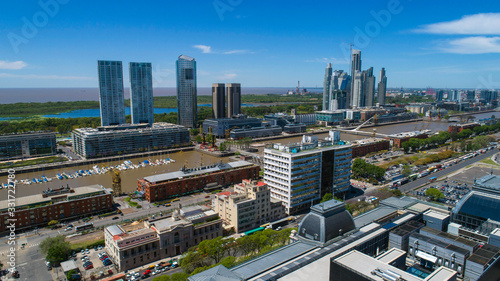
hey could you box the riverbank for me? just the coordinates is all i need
[0,146,194,176]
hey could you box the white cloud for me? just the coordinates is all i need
[439,36,500,54]
[305,57,349,64]
[414,13,500,35]
[193,45,212,53]
[0,73,94,80]
[193,45,254,55]
[223,49,253,54]
[0,60,27,70]
[217,73,237,80]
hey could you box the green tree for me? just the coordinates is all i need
[66,269,79,281]
[220,256,236,268]
[152,275,171,281]
[190,128,200,136]
[171,272,189,281]
[47,220,59,227]
[180,249,209,274]
[40,236,71,266]
[426,188,444,201]
[402,165,412,178]
[198,237,228,264]
[320,193,333,203]
[219,142,227,152]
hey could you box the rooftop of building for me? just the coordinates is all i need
[0,184,110,211]
[424,209,450,220]
[411,232,471,255]
[350,137,387,145]
[419,226,478,248]
[265,134,351,155]
[142,161,254,184]
[389,220,425,238]
[178,55,195,61]
[60,260,78,273]
[452,188,500,222]
[474,174,500,192]
[467,244,500,266]
[375,247,407,264]
[0,131,56,138]
[334,250,456,281]
[188,264,243,281]
[73,122,185,135]
[112,228,157,242]
[387,130,430,138]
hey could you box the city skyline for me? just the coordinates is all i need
[0,2,500,90]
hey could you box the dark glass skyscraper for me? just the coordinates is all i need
[98,60,126,126]
[129,62,154,125]
[176,55,197,128]
[227,83,241,117]
[323,63,333,110]
[212,83,225,119]
[378,68,387,105]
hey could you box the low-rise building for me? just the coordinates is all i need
[0,184,113,233]
[203,115,262,138]
[213,180,285,233]
[448,123,480,134]
[230,125,282,139]
[72,123,190,159]
[0,131,56,161]
[386,130,429,148]
[137,161,260,203]
[105,206,222,272]
[351,138,390,158]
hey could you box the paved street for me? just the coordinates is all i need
[399,148,499,192]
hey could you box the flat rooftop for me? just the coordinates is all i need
[375,248,406,264]
[73,122,185,136]
[142,161,254,184]
[334,250,456,281]
[0,184,109,211]
[150,217,191,232]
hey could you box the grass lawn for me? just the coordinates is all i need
[0,156,66,169]
[480,157,500,166]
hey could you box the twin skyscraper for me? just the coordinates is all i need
[98,55,199,128]
[98,60,154,127]
[322,49,387,111]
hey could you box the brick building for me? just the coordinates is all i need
[386,131,429,148]
[351,138,390,158]
[0,185,113,233]
[137,161,260,202]
[448,123,480,134]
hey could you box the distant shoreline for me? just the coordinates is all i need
[0,87,322,104]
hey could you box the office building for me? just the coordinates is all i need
[129,62,154,125]
[230,125,282,139]
[364,67,376,107]
[212,83,226,119]
[72,123,189,159]
[137,161,260,202]
[202,115,262,138]
[263,133,352,214]
[98,60,126,126]
[227,83,241,117]
[350,49,361,106]
[452,174,500,229]
[351,70,364,108]
[378,67,387,105]
[176,55,197,128]
[322,63,333,110]
[105,205,222,271]
[332,250,457,281]
[212,180,285,233]
[0,131,56,160]
[0,185,113,233]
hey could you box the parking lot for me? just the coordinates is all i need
[415,179,471,207]
[71,245,116,280]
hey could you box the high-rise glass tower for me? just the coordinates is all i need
[129,62,154,125]
[350,50,361,107]
[98,60,126,127]
[323,63,333,110]
[378,68,387,105]
[176,55,197,128]
[212,83,226,119]
[364,67,376,107]
[227,83,241,117]
[352,70,364,108]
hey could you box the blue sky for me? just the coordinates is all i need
[0,0,500,89]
